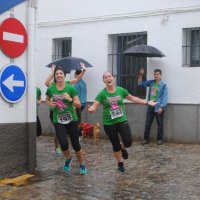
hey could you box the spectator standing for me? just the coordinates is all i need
[138,69,168,145]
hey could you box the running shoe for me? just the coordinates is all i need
[63,158,72,172]
[118,162,125,172]
[79,164,87,175]
[121,145,128,160]
[55,147,62,156]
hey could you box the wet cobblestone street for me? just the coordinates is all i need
[0,136,200,200]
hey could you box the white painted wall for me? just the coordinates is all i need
[37,0,200,104]
[37,0,200,22]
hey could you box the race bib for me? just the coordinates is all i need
[110,107,123,119]
[57,112,73,124]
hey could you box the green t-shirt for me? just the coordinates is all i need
[49,81,70,111]
[95,86,129,125]
[36,87,41,99]
[46,83,78,123]
[150,83,159,101]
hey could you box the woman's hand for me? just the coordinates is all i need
[64,92,73,102]
[147,100,158,107]
[50,101,57,108]
[80,62,86,71]
[88,105,95,113]
[51,64,56,74]
[87,101,100,113]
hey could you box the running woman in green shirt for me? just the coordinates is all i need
[45,63,86,155]
[46,66,87,175]
[88,72,156,172]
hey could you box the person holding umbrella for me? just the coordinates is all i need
[88,71,157,172]
[45,63,86,155]
[46,65,87,174]
[138,68,168,145]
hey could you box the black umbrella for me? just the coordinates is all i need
[123,44,165,57]
[46,56,93,73]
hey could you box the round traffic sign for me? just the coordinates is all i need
[0,18,28,58]
[0,64,27,103]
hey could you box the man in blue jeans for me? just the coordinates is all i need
[138,69,168,145]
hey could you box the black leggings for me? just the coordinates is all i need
[103,121,132,152]
[54,121,81,152]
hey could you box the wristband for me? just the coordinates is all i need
[146,101,148,105]
[83,69,86,72]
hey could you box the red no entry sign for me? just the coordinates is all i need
[0,18,28,58]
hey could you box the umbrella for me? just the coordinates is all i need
[46,56,93,73]
[123,44,165,57]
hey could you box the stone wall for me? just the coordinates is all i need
[0,123,36,178]
[39,102,200,144]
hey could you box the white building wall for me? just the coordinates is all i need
[37,0,200,104]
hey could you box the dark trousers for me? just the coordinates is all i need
[37,115,42,137]
[76,104,86,137]
[144,106,164,141]
[54,121,81,152]
[76,105,86,124]
[104,121,132,152]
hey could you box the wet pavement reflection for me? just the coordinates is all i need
[0,136,200,200]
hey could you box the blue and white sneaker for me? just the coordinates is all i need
[63,158,72,172]
[79,164,87,175]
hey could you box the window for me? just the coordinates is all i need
[108,32,147,98]
[52,37,72,61]
[182,28,200,67]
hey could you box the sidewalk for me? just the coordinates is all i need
[0,136,200,200]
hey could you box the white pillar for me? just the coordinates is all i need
[27,1,37,172]
[27,6,36,122]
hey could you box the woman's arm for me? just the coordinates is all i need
[125,94,157,107]
[63,93,81,108]
[69,62,86,85]
[45,64,55,87]
[45,95,57,108]
[71,95,81,108]
[37,95,42,105]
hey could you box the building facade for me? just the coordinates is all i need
[37,0,200,144]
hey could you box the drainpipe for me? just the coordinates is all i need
[27,0,38,173]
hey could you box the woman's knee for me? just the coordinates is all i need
[123,140,132,148]
[72,143,81,152]
[60,143,69,151]
[113,144,121,152]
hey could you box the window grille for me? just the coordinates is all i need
[52,37,72,61]
[182,28,200,67]
[108,32,147,98]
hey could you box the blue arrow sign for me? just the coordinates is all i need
[0,0,27,15]
[0,64,27,103]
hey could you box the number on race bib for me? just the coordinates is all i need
[57,112,73,124]
[110,107,123,119]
